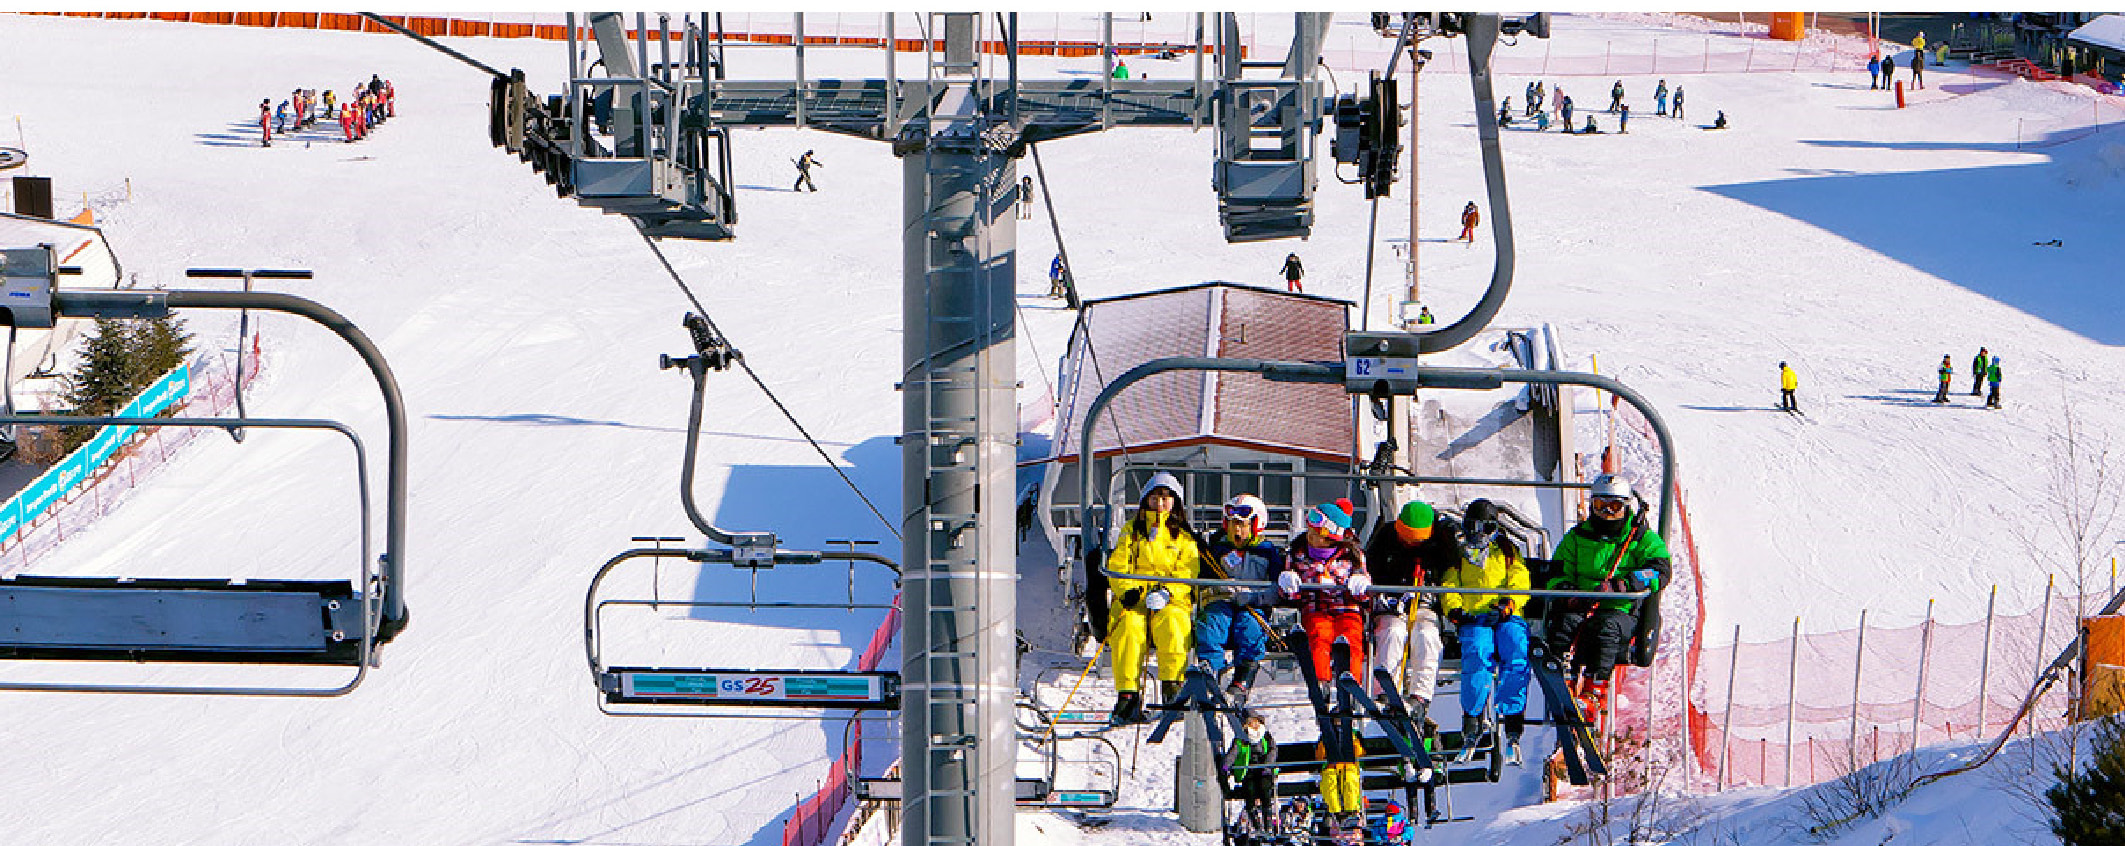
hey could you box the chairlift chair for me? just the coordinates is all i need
[0,247,408,696]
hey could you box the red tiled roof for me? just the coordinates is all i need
[1053,283,1352,463]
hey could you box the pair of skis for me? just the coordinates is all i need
[1531,658,1609,786]
[1293,639,1434,774]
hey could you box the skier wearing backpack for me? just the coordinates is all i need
[1195,494,1286,700]
[1439,499,1530,754]
[1545,474,1671,718]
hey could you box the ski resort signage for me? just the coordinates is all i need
[602,668,900,709]
[0,364,189,539]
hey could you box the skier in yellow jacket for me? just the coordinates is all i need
[1779,361,1799,412]
[1106,471,1202,724]
[1440,499,1532,755]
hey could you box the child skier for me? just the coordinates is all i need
[1223,712,1280,834]
[1196,494,1286,700]
[1277,502,1370,684]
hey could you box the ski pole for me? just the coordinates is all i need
[1047,636,1108,741]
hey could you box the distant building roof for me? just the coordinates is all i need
[1051,282,1354,464]
[2068,14,2125,53]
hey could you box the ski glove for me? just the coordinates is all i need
[1145,587,1172,611]
[1277,571,1302,596]
[1120,588,1144,610]
[1631,569,1661,591]
[1346,573,1371,597]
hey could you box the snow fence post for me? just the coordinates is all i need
[1978,586,1996,739]
[2033,575,2053,738]
[1718,623,1740,789]
[1849,609,1867,762]
[1912,599,1934,753]
[1785,616,1800,787]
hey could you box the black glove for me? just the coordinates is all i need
[1120,588,1144,610]
[1447,609,1470,626]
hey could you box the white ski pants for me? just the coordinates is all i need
[1370,606,1443,704]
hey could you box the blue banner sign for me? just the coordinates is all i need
[0,364,191,540]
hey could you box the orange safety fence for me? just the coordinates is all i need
[18,12,1242,58]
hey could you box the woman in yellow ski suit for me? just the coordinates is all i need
[1105,471,1201,723]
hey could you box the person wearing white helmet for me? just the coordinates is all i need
[1544,474,1671,719]
[1194,493,1287,701]
[1105,471,1201,724]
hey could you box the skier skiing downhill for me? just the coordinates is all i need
[1281,252,1305,293]
[1544,474,1671,723]
[1458,201,1480,244]
[1277,501,1371,684]
[1365,500,1460,711]
[1439,499,1530,758]
[1104,471,1201,725]
[1194,494,1286,701]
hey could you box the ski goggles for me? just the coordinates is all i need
[1224,503,1258,521]
[1590,496,1629,517]
[1304,508,1344,532]
[1460,519,1499,550]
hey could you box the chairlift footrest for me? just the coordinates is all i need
[600,667,900,709]
[0,576,366,665]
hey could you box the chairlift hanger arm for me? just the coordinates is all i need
[52,289,411,632]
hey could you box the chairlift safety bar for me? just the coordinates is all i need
[0,414,378,696]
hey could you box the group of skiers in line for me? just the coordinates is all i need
[1501,78,1723,134]
[257,75,396,148]
[1100,471,1671,833]
[1936,346,2003,408]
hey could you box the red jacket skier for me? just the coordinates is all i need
[258,99,272,147]
[1278,502,1371,682]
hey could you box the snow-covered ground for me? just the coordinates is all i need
[0,10,2118,846]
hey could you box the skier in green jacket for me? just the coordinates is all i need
[1544,474,1671,711]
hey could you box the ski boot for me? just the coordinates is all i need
[1576,679,1610,728]
[1110,691,1145,726]
[1226,660,1259,702]
[1503,712,1526,766]
[1160,679,1184,707]
[1457,713,1489,762]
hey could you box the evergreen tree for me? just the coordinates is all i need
[127,312,192,390]
[55,317,137,453]
[2050,716,2125,845]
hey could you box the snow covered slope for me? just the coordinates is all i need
[0,10,2117,846]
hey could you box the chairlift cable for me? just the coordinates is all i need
[634,225,901,540]
[359,13,509,80]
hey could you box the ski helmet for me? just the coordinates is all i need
[1223,494,1269,534]
[1459,499,1500,554]
[1140,471,1184,505]
[1590,474,1633,501]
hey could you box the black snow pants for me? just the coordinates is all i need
[1551,605,1638,682]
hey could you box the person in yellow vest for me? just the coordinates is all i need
[1779,361,1799,412]
[1913,31,1926,54]
[1934,354,1954,404]
[1106,471,1201,724]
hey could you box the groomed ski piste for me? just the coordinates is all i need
[0,10,2119,846]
